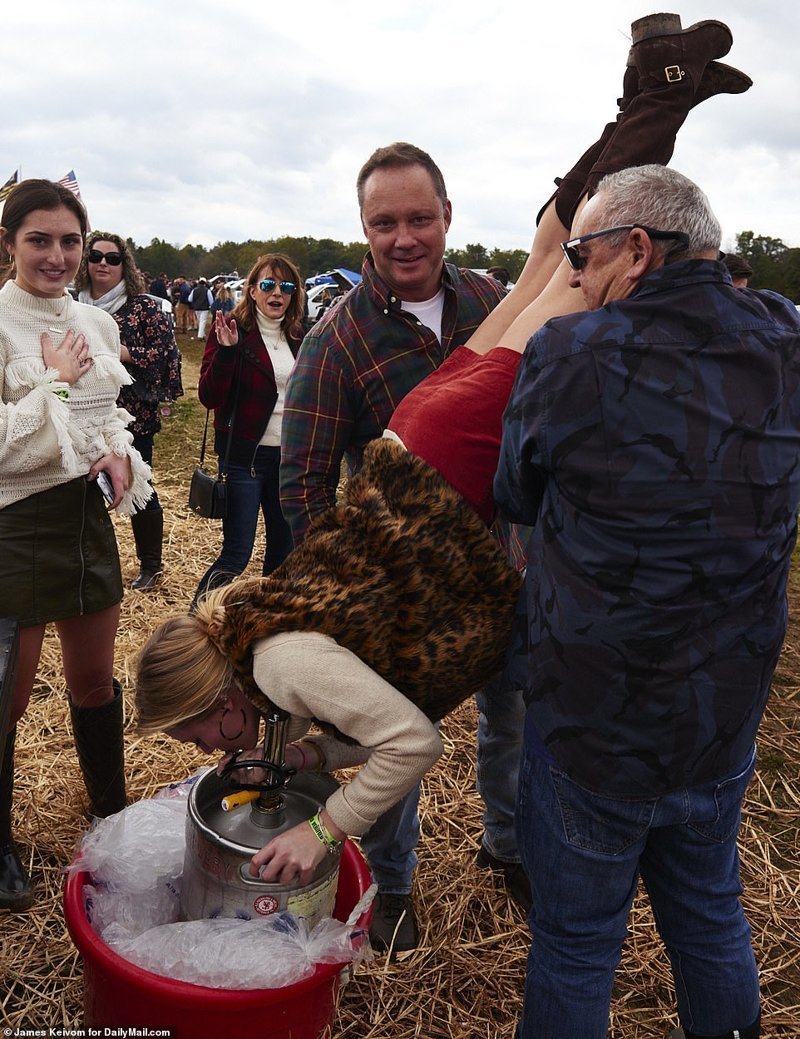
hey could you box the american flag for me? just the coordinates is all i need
[0,169,19,203]
[58,169,82,200]
[57,169,90,230]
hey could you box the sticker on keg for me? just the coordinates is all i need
[287,869,338,924]
[253,894,280,916]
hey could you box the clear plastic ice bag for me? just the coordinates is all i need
[68,771,203,937]
[103,900,375,989]
[69,796,188,892]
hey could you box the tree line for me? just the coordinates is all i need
[129,231,800,300]
[734,232,800,300]
[130,234,531,284]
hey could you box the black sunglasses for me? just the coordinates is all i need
[258,278,296,294]
[560,225,690,270]
[87,249,123,266]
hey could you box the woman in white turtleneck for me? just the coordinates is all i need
[192,253,304,607]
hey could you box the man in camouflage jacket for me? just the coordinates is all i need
[496,164,800,1039]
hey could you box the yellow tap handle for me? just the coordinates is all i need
[221,790,260,812]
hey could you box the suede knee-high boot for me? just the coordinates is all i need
[583,17,736,189]
[622,15,751,109]
[541,119,620,229]
[69,679,127,819]
[130,507,163,591]
[548,14,751,231]
[0,727,35,910]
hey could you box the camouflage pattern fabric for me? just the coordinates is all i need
[495,259,800,797]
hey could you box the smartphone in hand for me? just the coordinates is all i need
[96,471,115,504]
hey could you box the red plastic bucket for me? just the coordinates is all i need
[64,839,373,1039]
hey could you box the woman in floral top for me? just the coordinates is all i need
[75,232,183,589]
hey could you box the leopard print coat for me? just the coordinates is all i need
[207,438,522,735]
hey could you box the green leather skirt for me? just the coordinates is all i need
[0,477,123,627]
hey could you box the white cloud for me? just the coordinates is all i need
[3,0,799,256]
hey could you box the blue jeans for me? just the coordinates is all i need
[517,735,760,1039]
[476,673,526,862]
[362,678,524,893]
[361,784,421,894]
[194,447,293,601]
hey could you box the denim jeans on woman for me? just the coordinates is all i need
[361,676,525,893]
[194,445,292,602]
[517,725,760,1039]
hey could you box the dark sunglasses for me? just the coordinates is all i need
[560,225,690,271]
[87,249,123,266]
[258,278,296,294]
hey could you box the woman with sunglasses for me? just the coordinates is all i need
[74,232,183,592]
[192,253,305,607]
[0,180,153,909]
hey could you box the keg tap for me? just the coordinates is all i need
[219,708,294,830]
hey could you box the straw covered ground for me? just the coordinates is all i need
[1,335,798,1037]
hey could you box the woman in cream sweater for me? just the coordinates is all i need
[0,179,150,911]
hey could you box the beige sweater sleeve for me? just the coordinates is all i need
[252,631,443,836]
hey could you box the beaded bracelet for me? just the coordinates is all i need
[308,811,342,854]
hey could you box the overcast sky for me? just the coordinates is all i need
[4,1,799,259]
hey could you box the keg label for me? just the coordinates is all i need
[253,894,280,915]
[287,869,338,922]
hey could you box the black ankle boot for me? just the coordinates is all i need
[0,728,34,911]
[69,680,127,819]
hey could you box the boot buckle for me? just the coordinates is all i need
[664,64,685,84]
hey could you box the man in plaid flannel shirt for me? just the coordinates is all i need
[280,142,530,953]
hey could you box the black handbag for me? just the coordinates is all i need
[189,457,228,519]
[189,358,241,520]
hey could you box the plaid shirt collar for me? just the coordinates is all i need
[360,251,459,314]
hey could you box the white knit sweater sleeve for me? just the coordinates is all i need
[0,282,152,514]
[252,631,443,836]
[0,359,74,473]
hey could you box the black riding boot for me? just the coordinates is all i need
[69,680,127,819]
[131,507,163,591]
[0,727,35,911]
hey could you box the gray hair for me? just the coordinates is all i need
[593,165,721,259]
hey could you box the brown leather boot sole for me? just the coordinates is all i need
[631,12,682,43]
